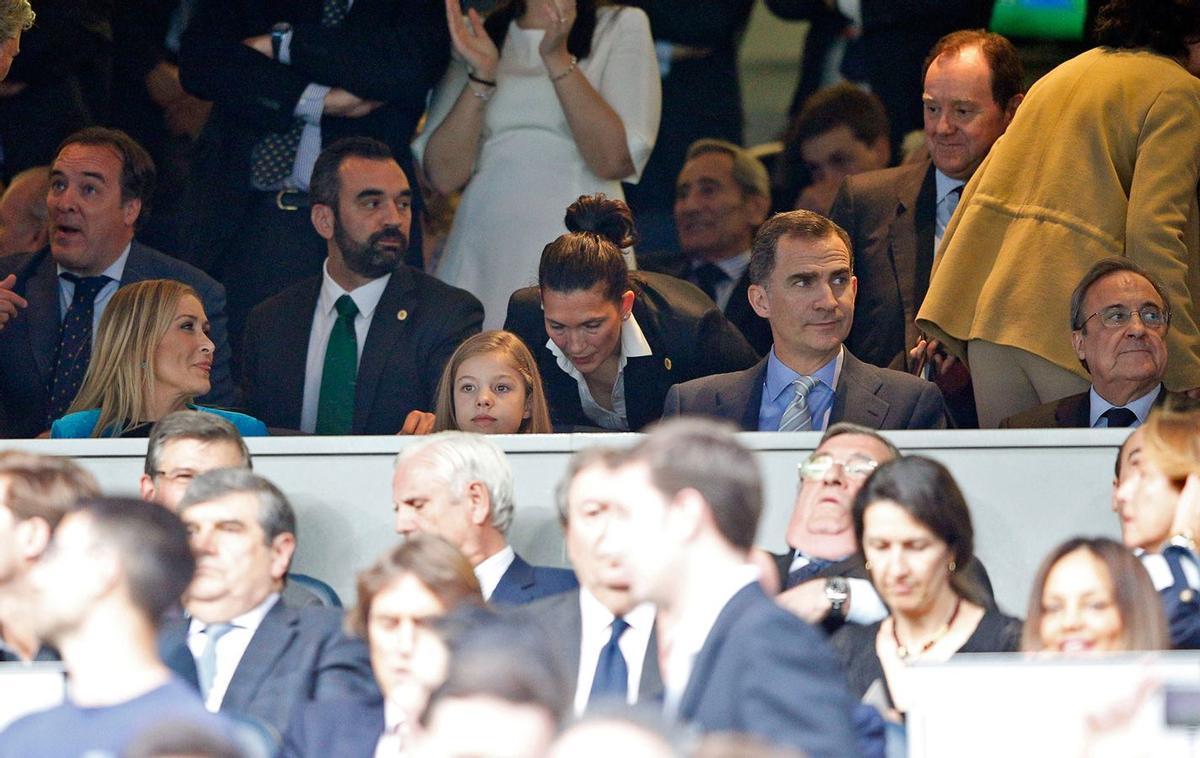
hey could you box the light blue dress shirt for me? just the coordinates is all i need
[758,347,843,431]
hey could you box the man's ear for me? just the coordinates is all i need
[311,203,336,241]
[1071,329,1086,362]
[870,135,891,168]
[466,481,492,527]
[748,283,770,319]
[269,532,297,581]
[121,197,143,228]
[1003,93,1024,126]
[139,473,156,503]
[745,192,771,227]
[15,517,51,563]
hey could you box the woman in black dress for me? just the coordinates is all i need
[831,456,1021,719]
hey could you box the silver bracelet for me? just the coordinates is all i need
[549,55,578,83]
[467,82,494,102]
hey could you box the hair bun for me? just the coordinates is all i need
[563,194,638,249]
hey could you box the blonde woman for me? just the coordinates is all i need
[0,0,33,81]
[432,330,553,434]
[50,279,266,438]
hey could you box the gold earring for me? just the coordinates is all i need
[864,560,872,571]
[948,560,957,573]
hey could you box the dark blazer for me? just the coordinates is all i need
[281,693,385,758]
[519,589,663,707]
[504,271,759,432]
[0,242,236,438]
[240,266,482,434]
[663,349,948,430]
[677,582,859,758]
[831,161,935,372]
[160,602,378,736]
[1000,385,1179,429]
[176,0,449,273]
[637,252,772,357]
[490,553,578,606]
[1159,547,1200,650]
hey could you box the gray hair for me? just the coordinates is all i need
[684,138,770,199]
[144,410,252,477]
[820,422,901,461]
[178,468,296,545]
[395,432,515,534]
[1069,257,1171,332]
[0,0,34,42]
[554,446,626,525]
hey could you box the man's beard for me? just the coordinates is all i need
[335,222,408,280]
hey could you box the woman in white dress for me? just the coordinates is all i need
[414,0,660,329]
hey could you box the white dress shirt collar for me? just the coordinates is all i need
[474,544,516,601]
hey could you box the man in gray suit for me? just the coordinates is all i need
[663,209,947,430]
[520,447,662,716]
[159,469,376,735]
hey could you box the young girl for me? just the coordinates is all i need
[433,331,553,434]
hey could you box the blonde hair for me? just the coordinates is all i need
[0,1,34,43]
[433,331,552,434]
[1141,401,1200,485]
[68,279,203,437]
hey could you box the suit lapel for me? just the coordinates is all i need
[158,618,200,690]
[677,583,760,717]
[625,355,666,430]
[493,554,535,603]
[831,352,890,427]
[23,251,60,384]
[911,164,937,313]
[558,591,584,686]
[223,601,298,712]
[279,281,322,427]
[640,623,664,701]
[717,359,767,431]
[354,271,413,432]
[1055,393,1090,427]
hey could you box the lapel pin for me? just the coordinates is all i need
[663,357,672,371]
[397,309,408,321]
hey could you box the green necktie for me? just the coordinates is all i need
[315,294,359,435]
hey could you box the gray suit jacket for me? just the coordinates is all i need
[0,241,236,437]
[159,602,377,737]
[1000,385,1181,428]
[662,348,948,430]
[519,589,662,709]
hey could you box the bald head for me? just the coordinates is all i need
[0,166,49,257]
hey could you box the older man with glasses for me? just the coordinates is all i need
[1002,258,1184,429]
[770,422,995,634]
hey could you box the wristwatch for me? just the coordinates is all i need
[271,22,292,60]
[825,576,849,620]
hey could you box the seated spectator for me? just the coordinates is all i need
[1022,536,1168,654]
[831,456,1021,720]
[0,166,49,257]
[160,470,377,735]
[0,127,237,439]
[50,279,266,438]
[774,83,890,215]
[664,210,948,431]
[505,194,758,432]
[0,1,32,81]
[428,330,553,435]
[0,498,228,756]
[140,411,252,511]
[638,138,773,356]
[0,451,99,662]
[605,418,861,756]
[241,137,482,436]
[282,535,485,756]
[1113,403,1200,648]
[773,423,995,635]
[1003,259,1184,428]
[392,432,577,604]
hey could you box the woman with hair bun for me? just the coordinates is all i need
[504,194,758,431]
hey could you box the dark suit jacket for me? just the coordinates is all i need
[1000,385,1179,429]
[504,271,759,432]
[0,242,236,438]
[677,582,859,758]
[490,553,578,606]
[240,266,482,434]
[160,602,378,736]
[519,588,662,707]
[281,693,385,758]
[663,348,948,430]
[637,252,773,357]
[177,0,449,272]
[831,160,935,372]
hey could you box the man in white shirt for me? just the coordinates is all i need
[392,432,577,605]
[521,448,661,715]
[159,468,375,735]
[603,418,858,757]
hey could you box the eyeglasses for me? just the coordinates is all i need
[1080,305,1169,331]
[798,453,879,481]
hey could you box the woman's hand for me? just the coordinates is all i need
[536,0,576,62]
[397,410,436,435]
[447,0,499,82]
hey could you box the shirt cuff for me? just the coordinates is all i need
[278,30,294,65]
[294,83,329,125]
[846,577,887,624]
[836,0,863,26]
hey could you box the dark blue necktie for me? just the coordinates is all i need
[786,556,834,588]
[588,617,629,707]
[47,273,111,424]
[1103,407,1138,428]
